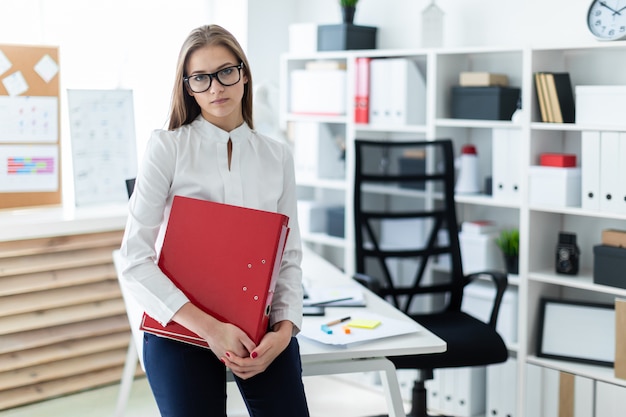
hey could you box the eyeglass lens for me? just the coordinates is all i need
[186,65,241,93]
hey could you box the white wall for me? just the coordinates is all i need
[291,0,595,49]
[0,0,600,206]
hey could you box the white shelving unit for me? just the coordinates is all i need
[280,40,626,417]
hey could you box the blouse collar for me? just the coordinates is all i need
[192,115,252,144]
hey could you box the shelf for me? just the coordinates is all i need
[354,123,429,134]
[527,355,626,388]
[435,118,521,129]
[282,43,626,416]
[361,183,432,198]
[296,178,346,190]
[530,122,626,131]
[301,232,345,248]
[529,205,626,221]
[285,114,348,124]
[454,194,520,209]
[529,269,626,297]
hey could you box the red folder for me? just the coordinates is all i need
[354,57,371,124]
[140,195,290,347]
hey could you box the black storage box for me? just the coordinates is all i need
[318,24,377,51]
[326,206,345,238]
[593,245,626,289]
[451,86,521,120]
[398,157,426,190]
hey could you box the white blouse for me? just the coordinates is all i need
[119,116,303,334]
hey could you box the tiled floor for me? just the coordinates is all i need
[0,374,407,417]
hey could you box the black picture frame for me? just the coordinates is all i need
[536,297,615,367]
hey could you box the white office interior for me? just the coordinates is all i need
[1,0,626,416]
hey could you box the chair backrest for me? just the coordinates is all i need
[115,177,143,370]
[353,139,465,315]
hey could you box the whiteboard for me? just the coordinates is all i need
[67,89,137,206]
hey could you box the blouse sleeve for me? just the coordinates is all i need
[118,130,189,325]
[268,142,304,335]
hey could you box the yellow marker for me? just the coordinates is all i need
[347,318,381,329]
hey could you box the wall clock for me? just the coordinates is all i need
[587,0,626,40]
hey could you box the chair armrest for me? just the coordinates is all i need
[463,270,508,329]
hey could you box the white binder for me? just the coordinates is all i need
[581,131,601,211]
[619,132,626,214]
[596,381,626,417]
[600,131,620,213]
[486,358,517,417]
[492,128,522,202]
[369,58,426,126]
[368,59,391,125]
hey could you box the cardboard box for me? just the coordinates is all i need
[317,24,377,51]
[539,153,577,167]
[603,229,626,248]
[459,232,505,274]
[594,245,626,289]
[529,166,581,207]
[576,85,626,126]
[451,86,520,120]
[297,201,329,234]
[291,122,345,181]
[289,69,346,115]
[459,72,509,87]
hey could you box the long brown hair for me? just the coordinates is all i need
[167,25,253,130]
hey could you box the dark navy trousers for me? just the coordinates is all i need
[143,333,310,417]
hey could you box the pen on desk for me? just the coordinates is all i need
[307,297,353,307]
[325,316,351,326]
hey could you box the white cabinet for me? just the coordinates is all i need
[280,41,626,417]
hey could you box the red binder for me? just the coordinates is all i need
[140,195,290,347]
[354,57,371,124]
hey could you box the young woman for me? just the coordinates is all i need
[119,24,310,417]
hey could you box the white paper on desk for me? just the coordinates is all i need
[303,284,366,307]
[299,312,421,346]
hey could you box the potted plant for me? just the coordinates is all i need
[496,228,519,274]
[339,0,358,24]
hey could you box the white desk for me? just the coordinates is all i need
[114,247,446,417]
[296,247,446,417]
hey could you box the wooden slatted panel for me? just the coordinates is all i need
[0,280,122,316]
[0,263,117,297]
[0,298,127,335]
[0,331,131,373]
[0,365,144,411]
[0,230,124,259]
[0,246,119,277]
[0,315,130,355]
[0,229,134,411]
[0,347,129,390]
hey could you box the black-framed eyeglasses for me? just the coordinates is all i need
[183,63,244,93]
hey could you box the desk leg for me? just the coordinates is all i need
[114,338,139,417]
[302,358,406,417]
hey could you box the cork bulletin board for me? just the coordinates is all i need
[0,44,61,209]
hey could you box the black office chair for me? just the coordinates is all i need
[353,139,508,417]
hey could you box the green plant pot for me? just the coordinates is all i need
[504,254,519,275]
[341,6,356,23]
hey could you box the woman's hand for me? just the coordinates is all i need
[172,302,256,360]
[221,320,293,380]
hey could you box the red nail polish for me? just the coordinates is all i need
[251,351,258,359]
[225,352,230,358]
[220,358,225,363]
